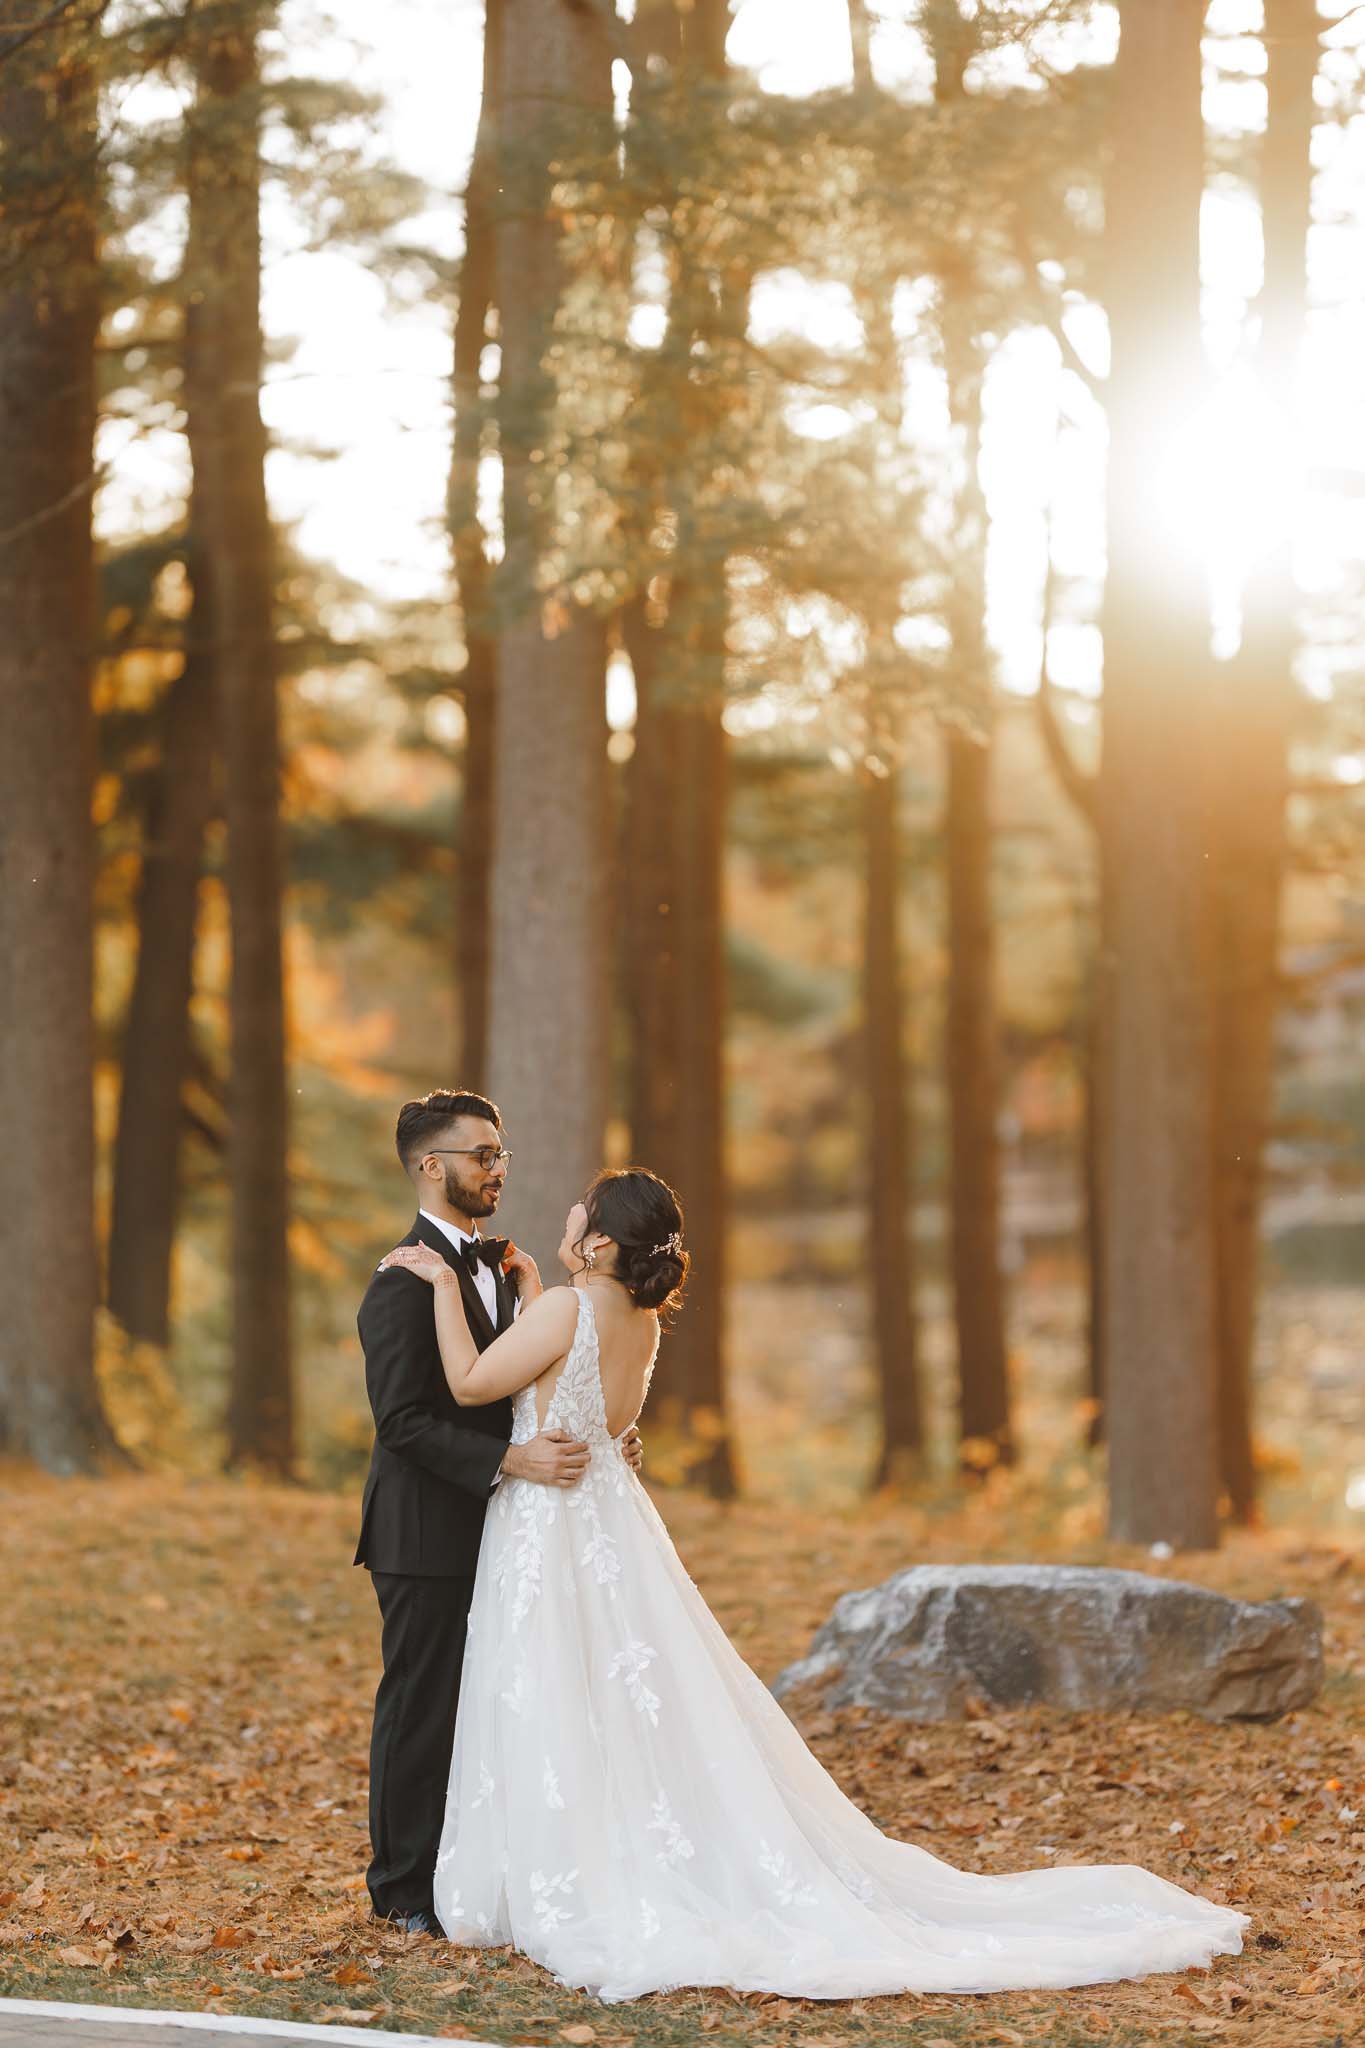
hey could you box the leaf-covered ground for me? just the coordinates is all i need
[0,1473,1361,2048]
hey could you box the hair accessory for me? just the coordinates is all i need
[647,1231,683,1259]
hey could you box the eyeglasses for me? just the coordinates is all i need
[425,1146,512,1172]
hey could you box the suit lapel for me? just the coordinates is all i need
[412,1213,496,1348]
[492,1259,514,1333]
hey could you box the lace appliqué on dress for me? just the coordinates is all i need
[608,1639,661,1724]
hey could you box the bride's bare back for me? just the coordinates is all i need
[533,1281,658,1435]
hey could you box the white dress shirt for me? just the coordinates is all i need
[419,1209,513,1487]
[419,1209,501,1324]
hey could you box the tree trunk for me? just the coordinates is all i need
[449,0,502,1086]
[925,7,1012,1472]
[943,724,1013,1462]
[862,762,923,1483]
[107,115,225,1351]
[1100,0,1218,1549]
[618,0,739,1496]
[1036,552,1107,1441]
[1208,0,1316,1525]
[664,659,735,1496]
[0,8,121,1468]
[488,0,613,1272]
[188,11,294,1475]
[941,319,1013,1469]
[106,632,216,1346]
[623,592,737,1494]
[845,0,923,1484]
[1080,952,1107,1443]
[623,600,681,1168]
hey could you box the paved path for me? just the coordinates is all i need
[0,2002,496,2048]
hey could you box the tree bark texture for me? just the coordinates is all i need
[1100,0,1219,1549]
[0,7,121,1467]
[187,8,294,1473]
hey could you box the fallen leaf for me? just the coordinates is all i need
[333,1961,373,1986]
[174,1933,213,1954]
[559,2028,596,2045]
[316,2008,381,2026]
[211,1926,249,1948]
[224,1844,262,1863]
[18,1879,44,1909]
[57,1947,104,1968]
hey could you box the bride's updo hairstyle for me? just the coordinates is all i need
[578,1168,688,1316]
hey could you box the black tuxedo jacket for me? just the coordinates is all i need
[353,1214,515,1578]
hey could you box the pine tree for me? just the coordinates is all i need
[0,0,123,1467]
[1208,0,1319,1523]
[1100,0,1219,1549]
[449,0,502,1086]
[186,2,294,1475]
[487,0,614,1271]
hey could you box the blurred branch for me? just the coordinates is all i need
[1319,3,1365,41]
[1036,673,1097,827]
[0,461,102,550]
[1034,502,1098,828]
[1048,312,1105,396]
[0,0,96,68]
[1281,943,1365,995]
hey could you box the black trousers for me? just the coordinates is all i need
[366,1570,476,1920]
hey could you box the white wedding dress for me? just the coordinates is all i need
[434,1287,1247,2001]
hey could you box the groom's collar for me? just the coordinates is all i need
[412,1211,500,1343]
[419,1208,481,1251]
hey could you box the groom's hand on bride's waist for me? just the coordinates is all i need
[501,1431,591,1487]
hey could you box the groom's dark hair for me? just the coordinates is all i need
[396,1088,502,1174]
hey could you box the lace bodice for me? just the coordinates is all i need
[509,1286,653,1450]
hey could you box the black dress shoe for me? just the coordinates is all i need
[379,1909,442,1937]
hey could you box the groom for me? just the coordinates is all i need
[354,1087,643,1934]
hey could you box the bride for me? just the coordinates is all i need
[378,1167,1247,2004]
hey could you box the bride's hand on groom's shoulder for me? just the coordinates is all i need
[378,1244,456,1288]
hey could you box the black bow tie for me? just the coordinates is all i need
[457,1236,508,1277]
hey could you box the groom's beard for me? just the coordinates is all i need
[443,1163,503,1220]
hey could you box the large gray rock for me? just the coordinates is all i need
[772,1563,1323,1723]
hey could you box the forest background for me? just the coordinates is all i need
[4,0,1365,1547]
[5,6,1365,2044]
